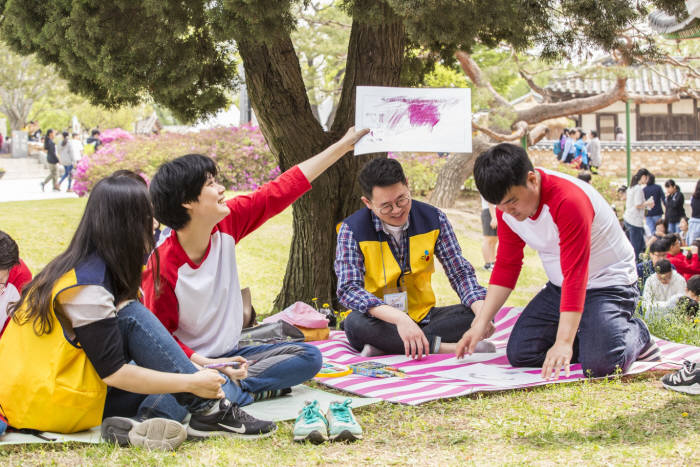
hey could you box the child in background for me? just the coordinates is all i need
[0,231,32,330]
[667,236,700,280]
[679,216,690,246]
[637,238,672,293]
[641,259,687,319]
[646,218,667,248]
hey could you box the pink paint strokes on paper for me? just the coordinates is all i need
[383,97,445,130]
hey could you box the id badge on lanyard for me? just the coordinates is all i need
[383,286,408,313]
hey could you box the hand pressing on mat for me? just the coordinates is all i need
[541,342,573,380]
[455,317,493,359]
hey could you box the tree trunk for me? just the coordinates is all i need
[237,3,404,310]
[429,135,490,208]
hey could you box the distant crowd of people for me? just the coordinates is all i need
[553,127,603,173]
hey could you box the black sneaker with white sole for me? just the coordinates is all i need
[661,360,700,395]
[101,416,187,450]
[187,399,277,439]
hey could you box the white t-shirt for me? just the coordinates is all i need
[70,139,84,162]
[623,184,645,227]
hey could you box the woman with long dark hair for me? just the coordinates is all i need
[0,171,275,449]
[688,179,700,245]
[623,169,652,262]
[664,179,686,234]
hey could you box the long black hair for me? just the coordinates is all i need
[694,179,700,200]
[11,171,158,335]
[61,131,69,147]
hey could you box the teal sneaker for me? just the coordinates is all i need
[326,399,362,442]
[293,400,328,444]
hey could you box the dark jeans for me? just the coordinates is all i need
[624,221,645,263]
[506,282,650,377]
[344,304,475,354]
[102,301,214,420]
[121,342,322,422]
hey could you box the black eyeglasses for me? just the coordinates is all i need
[376,194,411,215]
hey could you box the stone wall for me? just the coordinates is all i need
[528,148,700,178]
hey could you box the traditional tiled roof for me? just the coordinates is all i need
[545,64,700,98]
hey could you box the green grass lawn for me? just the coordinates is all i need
[1,195,698,466]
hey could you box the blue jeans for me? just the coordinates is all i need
[624,221,645,263]
[134,342,322,422]
[667,222,681,234]
[102,302,214,420]
[645,215,661,237]
[58,164,73,189]
[506,282,650,377]
[688,218,700,245]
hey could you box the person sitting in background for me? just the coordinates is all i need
[674,274,700,319]
[643,172,665,238]
[645,218,667,248]
[679,216,690,247]
[637,238,673,293]
[666,235,700,280]
[0,231,32,329]
[587,130,601,173]
[641,259,687,319]
[664,179,686,234]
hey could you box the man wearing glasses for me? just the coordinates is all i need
[335,158,491,359]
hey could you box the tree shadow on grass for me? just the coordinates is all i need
[516,397,700,449]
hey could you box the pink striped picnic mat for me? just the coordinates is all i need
[309,307,700,405]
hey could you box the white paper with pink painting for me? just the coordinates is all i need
[354,86,471,155]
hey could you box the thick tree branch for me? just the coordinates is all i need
[473,120,528,142]
[455,51,511,109]
[515,78,628,124]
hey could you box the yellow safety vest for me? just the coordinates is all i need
[342,201,440,322]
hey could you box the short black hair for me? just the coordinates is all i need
[474,143,534,204]
[577,172,592,183]
[590,130,598,138]
[91,129,101,137]
[655,258,672,275]
[686,275,700,296]
[0,230,19,270]
[150,154,218,230]
[649,238,671,254]
[358,158,407,199]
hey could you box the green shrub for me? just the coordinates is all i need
[390,152,446,195]
[73,125,278,196]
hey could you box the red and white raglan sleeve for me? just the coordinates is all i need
[141,255,195,357]
[222,166,312,242]
[8,259,32,292]
[490,210,526,289]
[552,192,595,312]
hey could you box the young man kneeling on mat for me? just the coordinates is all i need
[140,128,368,437]
[456,143,659,379]
[335,158,494,359]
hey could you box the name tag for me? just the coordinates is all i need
[383,288,408,313]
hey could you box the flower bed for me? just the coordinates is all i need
[73,125,278,196]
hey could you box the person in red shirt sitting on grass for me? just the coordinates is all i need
[665,234,700,280]
[456,143,659,379]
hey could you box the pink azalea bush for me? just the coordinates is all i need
[73,125,278,196]
[98,128,135,144]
